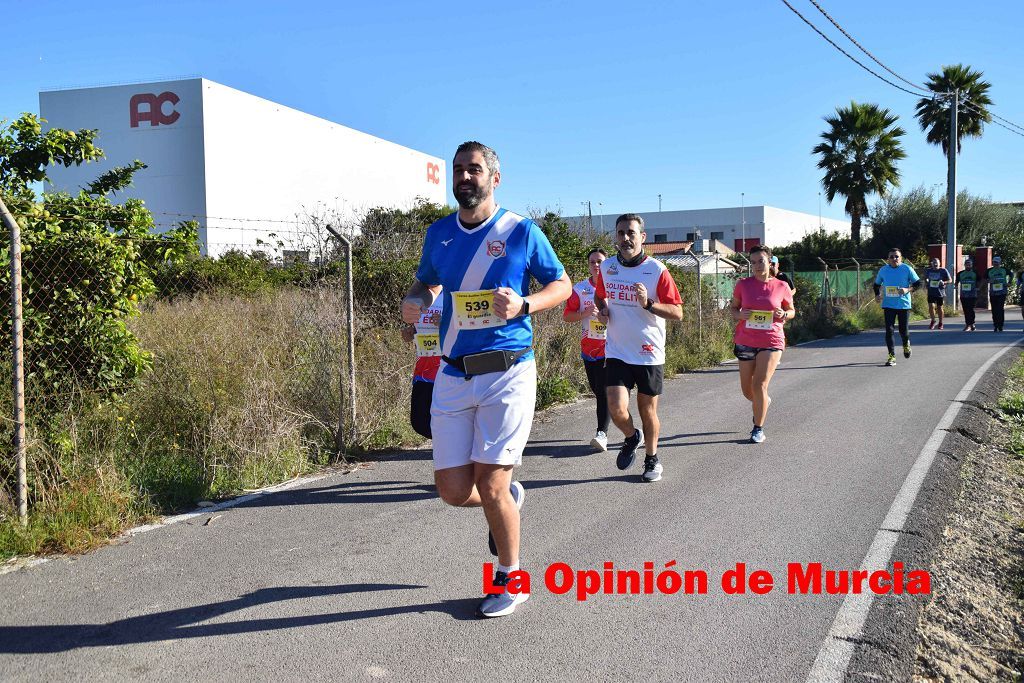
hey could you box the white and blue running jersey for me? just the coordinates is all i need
[416,207,565,378]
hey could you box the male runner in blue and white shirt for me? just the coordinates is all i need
[401,141,570,618]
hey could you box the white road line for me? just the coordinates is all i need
[806,336,1024,682]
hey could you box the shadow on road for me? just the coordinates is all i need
[658,431,749,446]
[0,584,481,653]
[234,480,437,508]
[525,475,649,490]
[524,442,596,459]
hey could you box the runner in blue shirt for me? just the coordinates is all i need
[401,141,570,618]
[873,248,922,366]
[923,257,952,330]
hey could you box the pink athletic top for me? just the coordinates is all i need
[732,277,792,350]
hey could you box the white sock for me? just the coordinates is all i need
[498,562,519,575]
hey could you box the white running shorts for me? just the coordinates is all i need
[430,359,537,471]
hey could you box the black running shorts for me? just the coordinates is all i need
[733,344,782,362]
[605,358,664,396]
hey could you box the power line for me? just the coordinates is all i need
[783,0,1024,141]
[778,0,928,98]
[806,0,930,94]
[957,98,1024,139]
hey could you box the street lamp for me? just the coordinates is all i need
[598,202,604,232]
[741,192,746,252]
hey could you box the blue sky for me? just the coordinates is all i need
[5,1,1022,222]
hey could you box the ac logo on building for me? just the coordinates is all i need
[426,162,440,184]
[130,92,180,128]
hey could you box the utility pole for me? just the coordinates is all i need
[658,194,662,212]
[818,191,823,229]
[741,192,746,251]
[946,90,959,309]
[598,202,604,232]
[741,192,748,274]
[581,201,593,238]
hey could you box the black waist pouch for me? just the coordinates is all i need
[443,348,531,377]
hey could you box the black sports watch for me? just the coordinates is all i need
[521,298,531,316]
[644,299,654,312]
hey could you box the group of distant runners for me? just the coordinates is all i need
[399,141,1019,619]
[872,249,1018,367]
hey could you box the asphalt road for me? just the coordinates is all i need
[1,308,1021,682]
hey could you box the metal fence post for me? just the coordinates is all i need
[688,250,702,346]
[852,258,861,309]
[325,224,356,456]
[0,197,27,526]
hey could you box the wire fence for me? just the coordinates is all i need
[0,200,985,526]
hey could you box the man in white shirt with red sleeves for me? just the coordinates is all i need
[594,214,684,482]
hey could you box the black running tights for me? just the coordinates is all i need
[962,298,976,327]
[883,308,910,354]
[584,359,611,432]
[991,295,1006,330]
[410,380,434,439]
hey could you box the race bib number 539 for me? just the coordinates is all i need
[452,290,506,329]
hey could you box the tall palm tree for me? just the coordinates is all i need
[915,64,993,157]
[812,102,906,244]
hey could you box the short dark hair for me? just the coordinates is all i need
[615,213,644,230]
[888,248,902,257]
[587,248,608,259]
[749,244,772,258]
[454,141,499,175]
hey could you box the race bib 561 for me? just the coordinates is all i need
[746,310,773,330]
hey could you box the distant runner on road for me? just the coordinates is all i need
[563,248,611,452]
[987,256,1009,332]
[594,214,683,482]
[873,248,922,366]
[957,258,978,332]
[731,245,795,444]
[924,257,952,330]
[401,141,571,618]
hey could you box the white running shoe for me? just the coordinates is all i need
[642,455,663,482]
[590,430,608,452]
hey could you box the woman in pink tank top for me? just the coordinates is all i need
[730,245,795,444]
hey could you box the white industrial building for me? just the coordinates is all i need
[571,206,851,251]
[39,78,447,255]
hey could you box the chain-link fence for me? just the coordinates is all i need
[1,198,956,528]
[0,201,365,527]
